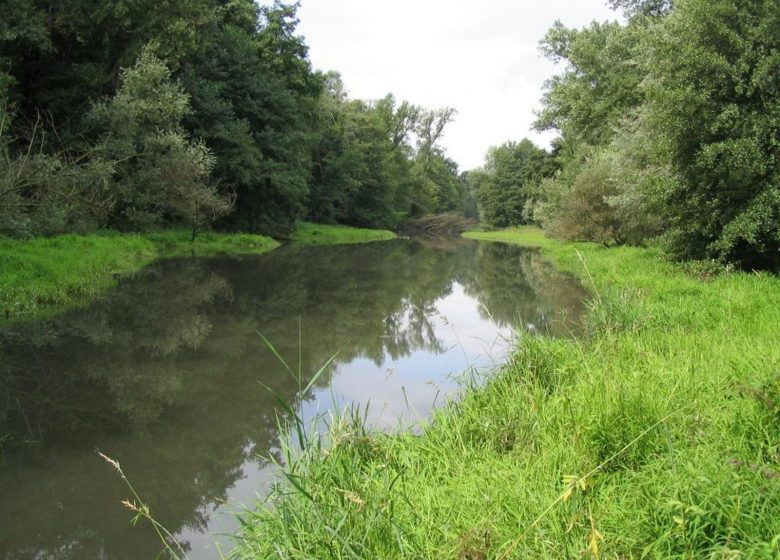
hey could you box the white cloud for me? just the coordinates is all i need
[296,0,619,170]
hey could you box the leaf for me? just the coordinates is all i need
[562,474,581,502]
[302,351,340,396]
[283,472,314,502]
[257,331,295,377]
[588,528,603,558]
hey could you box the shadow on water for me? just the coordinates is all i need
[0,237,586,559]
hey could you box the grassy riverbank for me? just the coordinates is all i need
[1,222,396,320]
[234,227,780,559]
[0,230,279,318]
[290,222,396,245]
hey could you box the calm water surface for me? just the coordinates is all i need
[0,238,586,559]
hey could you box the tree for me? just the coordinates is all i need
[88,52,231,232]
[608,0,674,18]
[410,107,458,215]
[306,81,464,228]
[532,10,664,247]
[1,0,322,238]
[646,0,780,269]
[536,20,646,151]
[475,139,556,228]
[179,1,322,236]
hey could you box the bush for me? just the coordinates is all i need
[544,157,622,245]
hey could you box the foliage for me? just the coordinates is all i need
[179,1,322,236]
[530,0,780,270]
[530,16,654,247]
[1,0,468,240]
[539,155,623,245]
[644,0,780,269]
[88,52,232,233]
[537,127,667,246]
[473,139,557,228]
[536,20,646,150]
[0,105,116,236]
[608,0,674,18]
[308,78,466,229]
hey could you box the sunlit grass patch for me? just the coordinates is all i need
[0,229,278,319]
[290,222,396,245]
[144,229,279,257]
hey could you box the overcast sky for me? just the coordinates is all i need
[295,0,619,170]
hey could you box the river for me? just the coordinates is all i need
[0,237,586,559]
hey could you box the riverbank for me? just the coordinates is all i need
[0,230,280,319]
[290,221,396,245]
[234,227,780,558]
[1,223,395,320]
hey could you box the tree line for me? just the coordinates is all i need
[470,0,779,271]
[0,1,471,239]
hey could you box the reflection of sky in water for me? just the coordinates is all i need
[177,282,515,558]
[177,458,277,558]
[306,283,513,428]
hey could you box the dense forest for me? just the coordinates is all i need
[471,0,779,270]
[5,0,776,269]
[0,1,471,239]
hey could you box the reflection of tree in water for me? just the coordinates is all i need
[459,242,587,336]
[228,241,461,370]
[0,242,466,558]
[0,260,229,439]
[0,260,242,559]
[0,238,585,559]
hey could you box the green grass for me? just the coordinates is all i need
[463,225,558,250]
[0,222,392,321]
[0,230,278,319]
[233,227,780,559]
[290,222,396,245]
[143,230,279,257]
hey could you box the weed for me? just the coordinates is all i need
[98,451,189,560]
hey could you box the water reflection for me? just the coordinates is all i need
[0,238,586,559]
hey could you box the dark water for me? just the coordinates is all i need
[0,238,586,559]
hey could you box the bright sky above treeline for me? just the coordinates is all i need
[296,0,619,170]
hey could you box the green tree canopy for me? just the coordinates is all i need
[474,139,556,228]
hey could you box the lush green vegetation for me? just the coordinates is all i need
[141,230,280,257]
[3,0,777,556]
[0,230,278,318]
[467,140,558,228]
[470,0,779,270]
[290,222,396,245]
[0,221,397,319]
[234,227,780,558]
[0,2,472,241]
